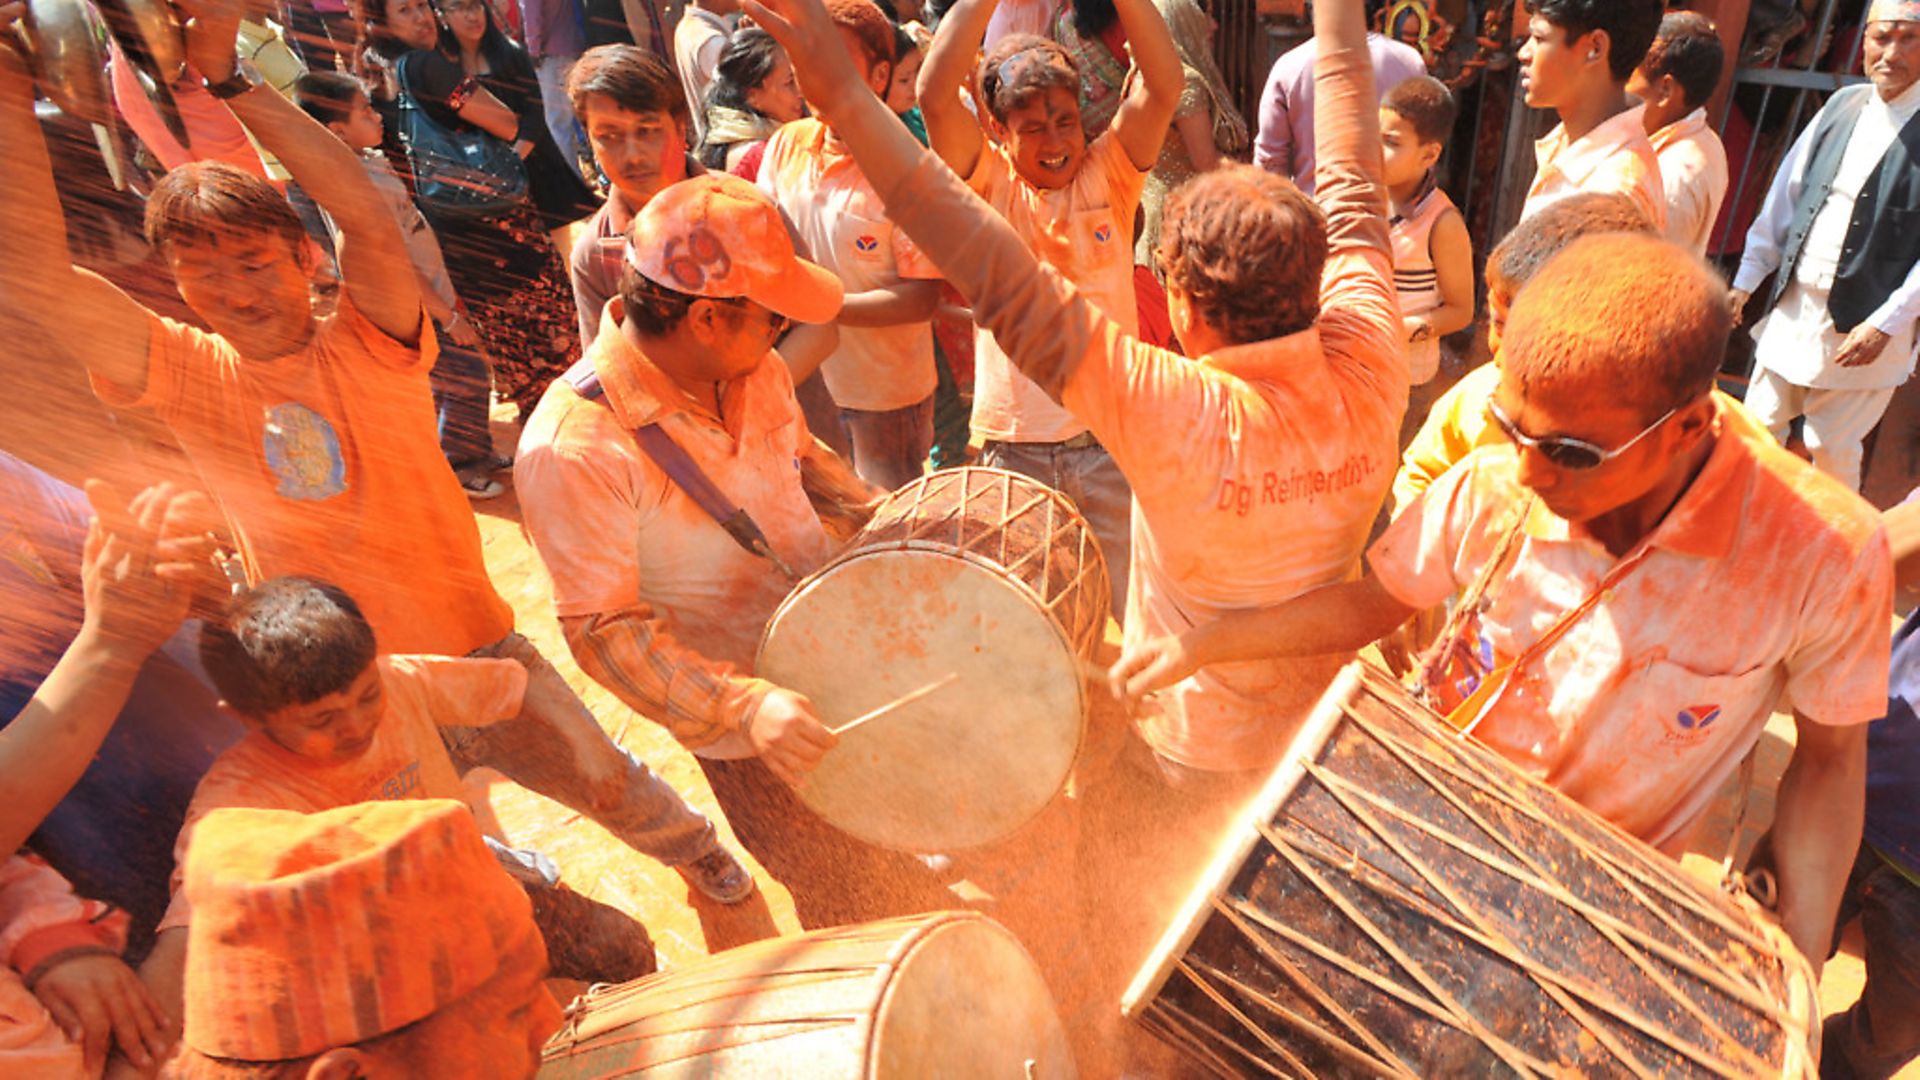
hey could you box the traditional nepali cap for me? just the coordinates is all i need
[627,173,844,326]
[1869,0,1920,23]
[181,800,541,1062]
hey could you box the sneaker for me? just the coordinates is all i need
[675,847,756,904]
[459,471,505,500]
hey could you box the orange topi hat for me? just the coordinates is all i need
[181,800,542,1062]
[626,173,846,326]
[1870,0,1920,22]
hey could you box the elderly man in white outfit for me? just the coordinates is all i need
[1732,0,1920,491]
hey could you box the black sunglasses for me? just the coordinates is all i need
[1485,397,1682,470]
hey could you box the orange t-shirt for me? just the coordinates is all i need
[93,295,514,656]
[1370,414,1891,850]
[159,654,527,932]
[967,133,1145,442]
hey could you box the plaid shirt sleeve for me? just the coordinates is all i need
[563,609,773,750]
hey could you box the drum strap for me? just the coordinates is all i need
[565,363,799,580]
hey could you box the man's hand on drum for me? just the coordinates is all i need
[1109,632,1202,704]
[748,688,840,784]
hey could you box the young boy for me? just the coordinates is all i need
[1517,0,1667,229]
[293,71,502,498]
[757,0,947,490]
[916,0,1183,616]
[156,577,683,989]
[1625,11,1730,257]
[1379,75,1472,414]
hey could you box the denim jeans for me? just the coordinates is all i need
[430,332,495,467]
[842,394,935,492]
[982,438,1133,621]
[444,632,718,867]
[1823,845,1920,1079]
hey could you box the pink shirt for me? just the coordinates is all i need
[1370,410,1891,850]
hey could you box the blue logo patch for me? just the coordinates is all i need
[1093,223,1113,244]
[263,402,348,501]
[1676,704,1721,730]
[854,234,880,253]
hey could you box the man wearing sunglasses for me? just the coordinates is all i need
[1114,230,1891,975]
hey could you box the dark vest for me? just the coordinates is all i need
[1768,84,1920,333]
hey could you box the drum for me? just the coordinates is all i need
[756,467,1109,852]
[1122,661,1819,1078]
[538,911,1077,1078]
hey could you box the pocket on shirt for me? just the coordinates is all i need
[1069,207,1127,273]
[1613,655,1778,762]
[835,213,895,268]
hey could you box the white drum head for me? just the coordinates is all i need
[757,549,1085,852]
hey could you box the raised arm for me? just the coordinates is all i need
[746,0,1100,397]
[0,29,155,396]
[1105,0,1184,170]
[181,0,424,341]
[915,0,994,176]
[0,482,201,857]
[1310,0,1389,258]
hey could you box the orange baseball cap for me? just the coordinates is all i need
[627,173,845,326]
[180,800,543,1062]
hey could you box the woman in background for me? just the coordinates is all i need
[1136,0,1247,266]
[699,28,807,177]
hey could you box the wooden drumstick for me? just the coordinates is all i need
[830,673,961,736]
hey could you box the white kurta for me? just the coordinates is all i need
[1742,79,1920,390]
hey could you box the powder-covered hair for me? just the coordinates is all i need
[976,34,1081,122]
[200,577,379,717]
[1487,191,1654,298]
[1502,233,1730,420]
[1157,164,1328,344]
[824,0,896,77]
[145,161,307,259]
[1639,11,1725,111]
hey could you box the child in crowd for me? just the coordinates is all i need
[157,576,683,989]
[758,0,947,490]
[1626,11,1730,256]
[293,71,504,499]
[889,25,926,140]
[915,0,1183,617]
[1516,0,1666,228]
[1379,75,1472,431]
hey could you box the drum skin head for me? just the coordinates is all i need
[537,911,1078,1078]
[758,549,1085,852]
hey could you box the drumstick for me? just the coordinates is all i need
[829,673,960,736]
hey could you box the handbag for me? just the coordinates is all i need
[395,59,529,218]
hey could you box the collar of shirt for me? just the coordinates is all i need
[1647,107,1710,154]
[1200,324,1326,381]
[1534,106,1650,189]
[1518,398,1746,560]
[1873,75,1920,128]
[588,300,759,445]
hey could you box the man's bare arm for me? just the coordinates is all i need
[183,2,423,341]
[0,34,155,396]
[916,0,993,176]
[1105,0,1185,170]
[837,280,943,327]
[1770,715,1866,977]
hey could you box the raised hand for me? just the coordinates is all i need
[79,480,215,658]
[740,0,870,114]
